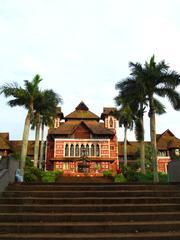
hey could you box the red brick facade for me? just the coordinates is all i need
[46,102,118,176]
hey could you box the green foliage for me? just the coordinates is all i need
[24,167,63,183]
[122,165,138,182]
[24,169,38,182]
[137,172,154,183]
[114,173,127,183]
[103,169,112,177]
[158,172,168,183]
[144,144,154,172]
[41,170,63,183]
[25,157,34,168]
[137,171,168,183]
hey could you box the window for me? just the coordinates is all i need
[63,162,69,170]
[65,144,69,157]
[109,117,113,128]
[96,144,100,157]
[80,144,85,157]
[158,150,167,157]
[70,144,74,156]
[91,144,95,156]
[110,146,114,151]
[175,149,180,156]
[86,144,89,156]
[75,144,79,156]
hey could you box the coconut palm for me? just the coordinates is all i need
[116,77,147,173]
[130,55,180,182]
[115,96,134,166]
[0,74,42,177]
[33,89,62,168]
[116,74,166,174]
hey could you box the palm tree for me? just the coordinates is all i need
[0,74,42,177]
[116,72,166,174]
[116,77,147,173]
[33,89,62,169]
[130,55,180,182]
[115,96,134,166]
[31,111,41,167]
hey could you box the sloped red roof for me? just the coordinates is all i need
[101,107,116,120]
[118,141,139,156]
[0,133,10,150]
[65,102,99,120]
[157,129,180,150]
[10,140,35,155]
[48,120,114,136]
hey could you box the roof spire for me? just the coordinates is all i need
[75,101,89,111]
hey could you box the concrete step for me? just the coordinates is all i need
[3,190,180,198]
[1,232,180,240]
[7,183,180,191]
[1,196,180,204]
[1,221,180,233]
[1,212,180,223]
[0,203,180,213]
[1,183,180,239]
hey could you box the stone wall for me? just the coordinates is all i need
[0,157,19,193]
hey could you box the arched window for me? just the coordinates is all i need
[109,117,113,128]
[75,144,79,156]
[86,144,89,156]
[65,144,69,157]
[91,144,95,156]
[96,144,100,157]
[80,144,85,157]
[70,144,74,156]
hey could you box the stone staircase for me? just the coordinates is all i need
[0,178,180,239]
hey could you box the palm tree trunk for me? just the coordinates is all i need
[139,115,146,174]
[149,97,159,182]
[124,126,128,166]
[20,110,31,177]
[39,121,44,169]
[34,113,41,167]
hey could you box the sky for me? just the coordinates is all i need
[0,0,180,141]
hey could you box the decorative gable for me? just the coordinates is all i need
[73,123,90,139]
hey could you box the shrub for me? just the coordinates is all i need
[137,171,154,183]
[114,173,127,183]
[137,171,168,183]
[122,166,138,182]
[41,170,63,183]
[158,172,168,183]
[24,168,38,182]
[103,169,112,177]
[25,157,34,168]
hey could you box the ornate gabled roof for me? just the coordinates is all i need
[48,120,114,136]
[75,102,89,111]
[65,102,99,120]
[157,129,180,150]
[9,140,37,155]
[101,107,116,120]
[118,141,139,156]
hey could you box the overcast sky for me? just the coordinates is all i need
[0,0,180,141]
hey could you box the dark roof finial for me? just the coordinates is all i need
[75,101,89,111]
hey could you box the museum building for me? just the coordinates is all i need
[46,102,118,176]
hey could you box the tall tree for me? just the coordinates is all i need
[116,73,166,174]
[115,96,134,166]
[0,74,42,177]
[33,89,62,168]
[130,55,180,182]
[116,77,147,173]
